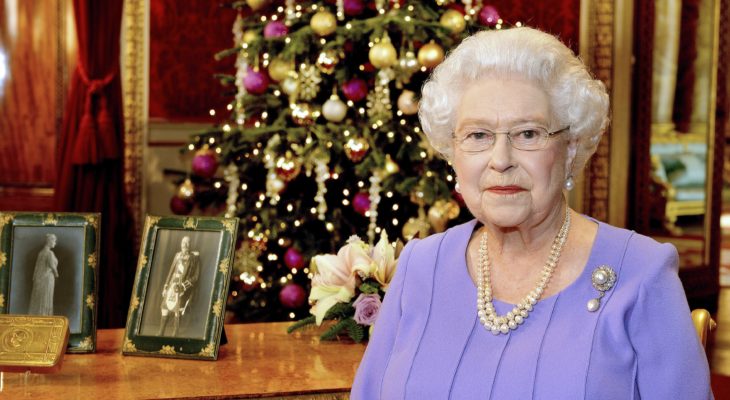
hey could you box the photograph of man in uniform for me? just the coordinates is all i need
[158,236,200,337]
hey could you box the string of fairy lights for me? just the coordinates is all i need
[174,1,516,321]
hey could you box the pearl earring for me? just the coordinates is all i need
[455,181,461,193]
[564,175,575,191]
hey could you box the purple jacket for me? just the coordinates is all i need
[351,219,712,399]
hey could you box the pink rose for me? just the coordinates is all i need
[352,293,382,326]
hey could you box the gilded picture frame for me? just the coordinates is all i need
[0,212,100,353]
[122,215,237,360]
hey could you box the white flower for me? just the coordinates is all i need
[371,232,397,290]
[309,254,356,325]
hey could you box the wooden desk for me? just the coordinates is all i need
[0,322,365,399]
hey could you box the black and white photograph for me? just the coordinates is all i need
[8,226,85,334]
[123,215,236,360]
[139,229,222,339]
[0,212,99,354]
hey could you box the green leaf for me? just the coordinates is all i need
[287,315,316,333]
[359,282,381,294]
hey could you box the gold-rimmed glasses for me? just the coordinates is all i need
[453,126,569,153]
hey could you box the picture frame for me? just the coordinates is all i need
[0,212,100,353]
[122,215,237,360]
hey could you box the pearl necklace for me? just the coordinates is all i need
[476,206,571,335]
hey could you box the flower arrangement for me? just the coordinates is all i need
[288,232,400,342]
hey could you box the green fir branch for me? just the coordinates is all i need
[287,315,317,333]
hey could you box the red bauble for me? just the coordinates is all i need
[352,192,371,216]
[344,0,364,16]
[479,5,500,26]
[170,196,193,215]
[263,20,288,38]
[244,67,270,95]
[191,151,219,178]
[284,247,305,270]
[279,283,307,309]
[342,78,368,102]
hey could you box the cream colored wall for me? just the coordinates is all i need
[145,123,209,215]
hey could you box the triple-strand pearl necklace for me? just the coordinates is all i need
[476,206,571,335]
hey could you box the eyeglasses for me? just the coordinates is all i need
[453,126,569,153]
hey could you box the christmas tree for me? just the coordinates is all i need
[176,0,504,322]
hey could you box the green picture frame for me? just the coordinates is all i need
[122,215,238,360]
[0,212,100,353]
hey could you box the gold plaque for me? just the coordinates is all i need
[0,315,69,373]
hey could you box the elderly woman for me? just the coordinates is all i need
[351,27,712,399]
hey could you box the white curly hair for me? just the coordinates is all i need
[418,27,609,176]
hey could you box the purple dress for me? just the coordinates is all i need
[351,220,713,399]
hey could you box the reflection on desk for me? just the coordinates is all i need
[0,322,365,399]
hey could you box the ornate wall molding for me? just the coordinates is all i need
[122,0,148,245]
[581,0,614,223]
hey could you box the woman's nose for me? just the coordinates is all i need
[487,134,514,172]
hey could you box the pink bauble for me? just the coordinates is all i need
[479,5,500,26]
[191,151,219,178]
[170,196,193,215]
[284,247,305,270]
[244,67,270,95]
[352,192,371,216]
[264,20,288,38]
[279,283,307,309]
[342,78,368,102]
[344,0,365,16]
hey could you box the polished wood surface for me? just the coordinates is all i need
[0,322,364,399]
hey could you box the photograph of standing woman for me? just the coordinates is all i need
[28,233,59,316]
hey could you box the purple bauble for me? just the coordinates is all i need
[284,247,305,270]
[344,0,365,16]
[352,192,371,216]
[244,67,270,95]
[191,151,219,178]
[264,20,288,38]
[279,283,307,309]
[342,77,368,102]
[479,5,500,26]
[170,196,193,215]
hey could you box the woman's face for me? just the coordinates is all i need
[47,235,57,248]
[452,77,575,228]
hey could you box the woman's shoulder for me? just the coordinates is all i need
[398,220,476,270]
[595,221,679,280]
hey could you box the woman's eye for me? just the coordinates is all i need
[466,131,492,141]
[516,129,539,140]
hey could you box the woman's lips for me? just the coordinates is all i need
[486,185,526,195]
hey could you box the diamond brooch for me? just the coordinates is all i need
[586,265,617,312]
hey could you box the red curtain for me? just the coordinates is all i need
[56,0,134,328]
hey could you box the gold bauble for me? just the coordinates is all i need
[427,203,449,233]
[418,41,445,69]
[310,10,337,36]
[291,103,318,126]
[369,36,398,69]
[243,30,259,44]
[443,199,461,220]
[397,90,419,115]
[281,77,299,96]
[177,178,195,199]
[383,154,400,177]
[268,58,294,82]
[316,49,339,74]
[402,217,430,240]
[344,138,370,163]
[246,0,268,11]
[440,9,466,33]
